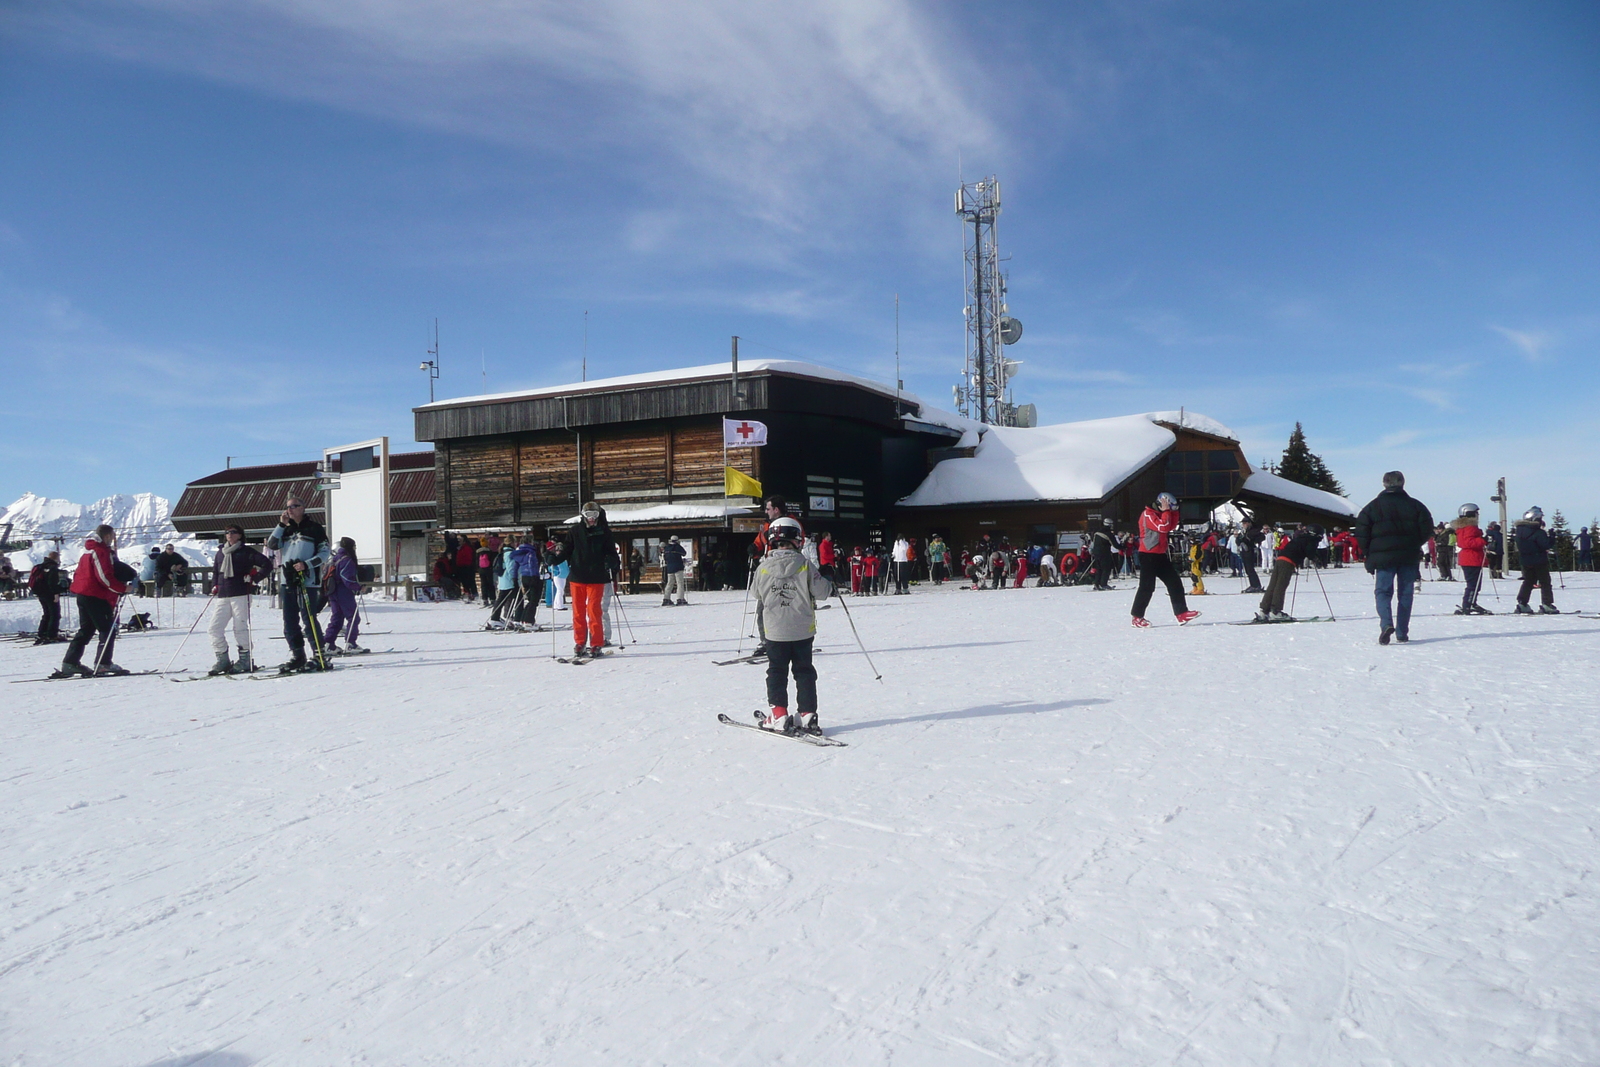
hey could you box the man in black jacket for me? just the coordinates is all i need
[1512,507,1559,614]
[1355,471,1434,645]
[29,551,63,644]
[561,502,620,658]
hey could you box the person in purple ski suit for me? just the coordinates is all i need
[321,537,364,653]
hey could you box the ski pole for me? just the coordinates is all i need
[1311,564,1335,620]
[610,582,637,645]
[161,591,216,674]
[300,581,330,669]
[1289,570,1299,616]
[831,587,882,682]
[92,593,132,675]
[735,559,757,656]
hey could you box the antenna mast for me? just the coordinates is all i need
[953,177,1023,425]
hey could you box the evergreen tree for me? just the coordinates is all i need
[1549,510,1574,572]
[1275,423,1345,496]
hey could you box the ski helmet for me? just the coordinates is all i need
[767,516,804,545]
[1458,503,1480,518]
[1523,506,1543,522]
[1155,492,1178,510]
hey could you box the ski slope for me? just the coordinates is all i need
[4,569,1599,1065]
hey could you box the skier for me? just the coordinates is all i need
[1484,521,1505,580]
[661,534,689,605]
[1578,527,1593,571]
[53,524,132,678]
[207,524,273,674]
[510,535,543,628]
[1354,471,1434,645]
[486,539,518,629]
[1238,519,1266,593]
[627,545,643,595]
[1433,524,1455,581]
[1130,493,1200,627]
[561,502,620,658]
[1254,524,1319,622]
[138,547,160,596]
[265,497,331,672]
[750,516,835,735]
[926,534,947,585]
[1187,536,1208,596]
[28,550,63,645]
[818,532,838,583]
[155,544,181,597]
[1512,507,1559,614]
[1452,505,1490,616]
[892,536,912,594]
[1090,519,1116,591]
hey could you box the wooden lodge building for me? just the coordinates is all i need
[414,360,1355,577]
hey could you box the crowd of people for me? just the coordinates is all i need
[16,476,1586,695]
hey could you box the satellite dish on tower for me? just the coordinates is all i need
[999,316,1023,345]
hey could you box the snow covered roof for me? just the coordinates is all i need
[416,359,920,411]
[1239,471,1358,518]
[561,504,758,525]
[898,412,1205,508]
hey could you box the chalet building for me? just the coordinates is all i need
[415,360,1356,577]
[411,360,966,576]
[896,410,1356,548]
[171,452,438,573]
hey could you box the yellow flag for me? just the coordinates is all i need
[724,466,762,498]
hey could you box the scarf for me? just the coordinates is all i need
[220,541,242,579]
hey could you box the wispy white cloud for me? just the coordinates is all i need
[24,0,999,242]
[1378,429,1422,448]
[1490,325,1554,362]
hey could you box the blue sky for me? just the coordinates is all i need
[2,0,1597,526]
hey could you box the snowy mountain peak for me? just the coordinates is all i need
[3,491,176,542]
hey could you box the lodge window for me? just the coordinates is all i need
[1165,449,1241,499]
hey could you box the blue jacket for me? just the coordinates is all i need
[496,547,517,591]
[267,517,330,588]
[511,543,540,579]
[661,542,687,574]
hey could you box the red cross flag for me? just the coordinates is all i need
[722,417,768,447]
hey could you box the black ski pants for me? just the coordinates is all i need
[1517,563,1554,607]
[280,585,325,654]
[765,637,818,715]
[1242,554,1260,590]
[36,592,60,641]
[1260,559,1296,615]
[488,586,518,623]
[1131,552,1188,619]
[64,594,117,668]
[1461,566,1483,611]
[516,576,542,624]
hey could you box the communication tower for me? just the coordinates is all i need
[953,177,1024,425]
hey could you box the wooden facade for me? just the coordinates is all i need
[416,366,959,549]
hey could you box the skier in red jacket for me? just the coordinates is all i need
[1453,504,1490,615]
[54,524,133,677]
[1130,493,1199,627]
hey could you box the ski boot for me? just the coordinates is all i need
[95,662,131,677]
[573,643,590,660]
[1176,610,1202,624]
[795,710,821,736]
[1253,610,1270,623]
[279,650,308,674]
[1514,603,1535,615]
[1538,604,1561,614]
[675,599,688,606]
[1268,611,1293,623]
[759,707,794,734]
[208,653,233,676]
[234,651,255,674]
[1469,604,1493,615]
[1130,616,1151,628]
[662,598,673,607]
[51,661,93,680]
[587,646,607,658]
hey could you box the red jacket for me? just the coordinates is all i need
[1138,507,1179,554]
[818,537,836,566]
[1455,523,1486,568]
[70,535,129,605]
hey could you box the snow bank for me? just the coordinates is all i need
[898,412,1182,506]
[1242,470,1359,518]
[564,503,759,525]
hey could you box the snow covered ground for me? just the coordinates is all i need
[4,568,1599,1066]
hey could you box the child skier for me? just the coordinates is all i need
[1452,505,1490,615]
[751,516,835,736]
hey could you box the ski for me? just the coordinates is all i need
[12,669,163,684]
[717,712,848,747]
[327,647,417,657]
[554,656,592,665]
[1233,616,1336,625]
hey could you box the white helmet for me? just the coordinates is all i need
[767,516,804,546]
